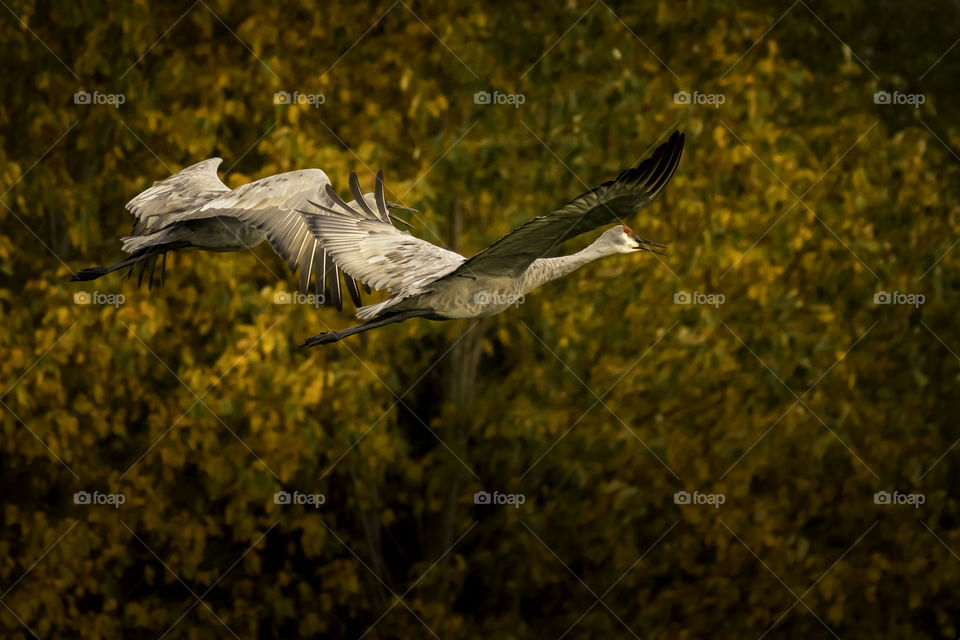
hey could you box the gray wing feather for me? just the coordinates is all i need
[183,169,364,309]
[302,179,465,301]
[126,158,230,234]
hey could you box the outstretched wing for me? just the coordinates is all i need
[189,169,368,310]
[126,158,230,234]
[302,172,465,299]
[442,131,684,280]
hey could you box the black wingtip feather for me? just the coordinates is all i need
[374,170,391,224]
[343,275,362,307]
[324,183,360,218]
[147,255,157,290]
[349,173,379,220]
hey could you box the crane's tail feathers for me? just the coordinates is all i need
[299,311,423,348]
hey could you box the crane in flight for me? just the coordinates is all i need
[71,159,414,310]
[298,130,684,347]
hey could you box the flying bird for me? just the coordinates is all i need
[298,130,684,347]
[71,159,414,310]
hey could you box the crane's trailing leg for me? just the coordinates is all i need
[71,247,166,289]
[71,241,191,290]
[299,311,428,348]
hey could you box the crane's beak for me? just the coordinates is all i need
[631,232,667,255]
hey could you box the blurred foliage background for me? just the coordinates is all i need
[2,0,960,637]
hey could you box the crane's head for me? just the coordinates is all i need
[598,225,667,255]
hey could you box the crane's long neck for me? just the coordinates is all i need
[518,241,611,294]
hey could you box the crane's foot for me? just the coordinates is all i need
[70,266,110,281]
[299,331,343,348]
